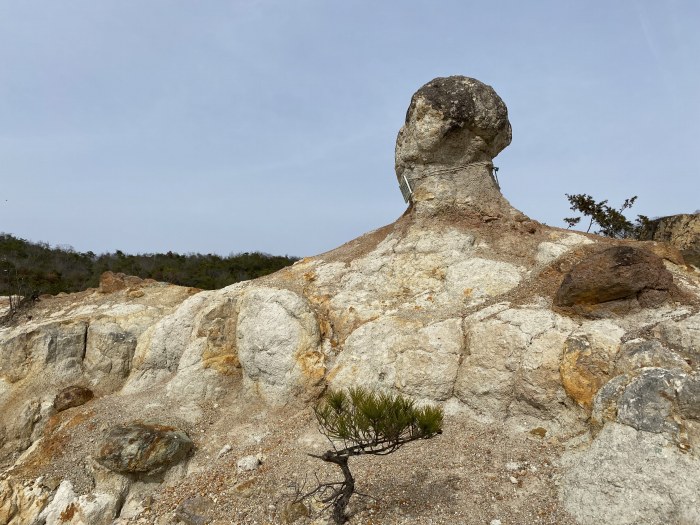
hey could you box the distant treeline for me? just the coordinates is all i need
[0,233,299,296]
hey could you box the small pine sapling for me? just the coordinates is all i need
[298,387,444,524]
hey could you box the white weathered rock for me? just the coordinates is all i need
[237,454,262,472]
[40,480,77,524]
[560,422,700,525]
[454,308,579,428]
[0,320,86,384]
[124,292,214,392]
[0,478,52,525]
[236,286,324,403]
[444,258,523,304]
[329,316,463,401]
[536,232,594,265]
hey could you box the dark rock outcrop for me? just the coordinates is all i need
[96,422,192,475]
[53,386,94,412]
[554,246,674,314]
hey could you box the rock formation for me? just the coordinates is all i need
[395,76,522,220]
[639,212,700,268]
[1,76,699,525]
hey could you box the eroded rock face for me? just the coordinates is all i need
[96,423,192,475]
[236,286,324,403]
[0,478,52,525]
[639,213,700,267]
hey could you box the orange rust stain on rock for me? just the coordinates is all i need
[59,502,77,521]
[20,409,96,476]
[559,342,610,410]
[295,349,325,385]
[202,352,240,375]
[64,409,96,430]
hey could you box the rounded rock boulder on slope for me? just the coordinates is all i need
[53,385,94,412]
[96,422,193,475]
[408,76,511,153]
[554,246,674,314]
[396,76,511,171]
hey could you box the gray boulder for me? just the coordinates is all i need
[616,367,684,434]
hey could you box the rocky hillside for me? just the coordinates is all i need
[1,76,699,525]
[639,213,700,268]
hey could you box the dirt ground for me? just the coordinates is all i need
[123,407,579,525]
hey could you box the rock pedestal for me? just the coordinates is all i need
[1,75,699,525]
[395,76,523,220]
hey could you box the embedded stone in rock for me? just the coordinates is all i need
[175,495,214,525]
[616,367,684,434]
[96,423,192,474]
[53,385,94,412]
[554,246,673,313]
[591,374,631,434]
[560,335,613,410]
[613,339,690,375]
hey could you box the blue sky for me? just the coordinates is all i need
[1,1,698,257]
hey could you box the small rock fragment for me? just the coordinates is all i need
[237,454,261,472]
[53,386,94,412]
[217,444,232,458]
[174,495,213,525]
